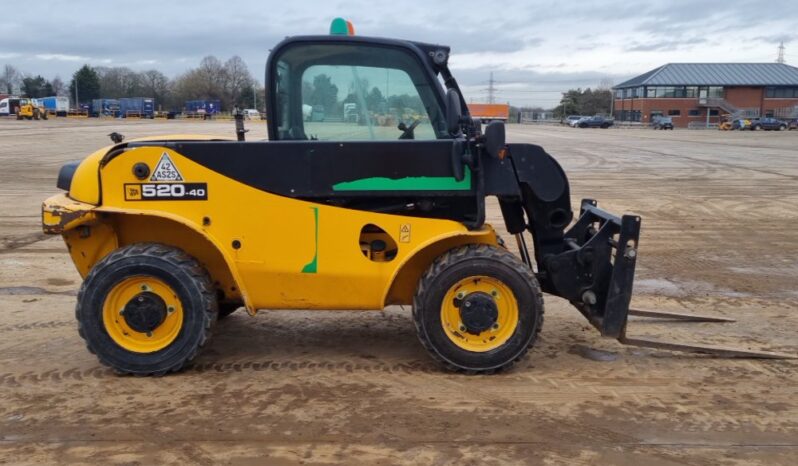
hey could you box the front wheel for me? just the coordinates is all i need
[413,244,544,374]
[76,243,218,375]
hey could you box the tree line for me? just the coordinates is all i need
[0,56,264,111]
[553,87,613,117]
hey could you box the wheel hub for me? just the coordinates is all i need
[458,292,498,334]
[123,292,167,333]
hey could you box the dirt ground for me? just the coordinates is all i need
[0,118,796,465]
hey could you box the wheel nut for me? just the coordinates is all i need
[137,296,145,303]
[465,301,471,308]
[458,324,466,332]
[492,323,499,330]
[491,290,498,297]
[625,248,637,260]
[146,331,153,337]
[167,306,175,314]
[582,290,597,305]
[456,292,465,299]
[140,284,149,291]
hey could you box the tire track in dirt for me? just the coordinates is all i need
[0,232,50,253]
[0,359,442,387]
[0,320,73,332]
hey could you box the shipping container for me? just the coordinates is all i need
[91,99,120,117]
[185,99,221,115]
[39,96,70,116]
[119,97,155,118]
[468,103,510,123]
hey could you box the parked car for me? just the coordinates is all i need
[243,109,261,120]
[578,116,614,128]
[787,118,797,130]
[750,117,787,131]
[652,116,674,130]
[564,115,585,127]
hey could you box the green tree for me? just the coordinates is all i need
[309,74,338,111]
[554,88,612,117]
[366,86,386,112]
[69,65,101,105]
[22,75,53,98]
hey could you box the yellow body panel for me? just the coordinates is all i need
[44,141,498,312]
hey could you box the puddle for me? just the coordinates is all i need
[568,345,619,362]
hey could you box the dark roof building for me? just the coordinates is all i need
[613,63,798,127]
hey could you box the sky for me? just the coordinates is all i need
[1,0,796,107]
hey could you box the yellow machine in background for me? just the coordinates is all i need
[17,98,48,120]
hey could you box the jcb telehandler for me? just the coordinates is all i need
[17,98,48,120]
[42,20,793,375]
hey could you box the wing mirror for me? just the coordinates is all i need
[483,121,506,159]
[446,88,462,135]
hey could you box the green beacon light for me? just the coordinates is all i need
[330,17,355,36]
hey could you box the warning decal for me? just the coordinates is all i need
[150,153,184,182]
[399,224,411,243]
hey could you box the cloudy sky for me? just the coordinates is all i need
[2,0,796,107]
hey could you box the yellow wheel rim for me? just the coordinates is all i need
[102,276,184,353]
[440,275,519,352]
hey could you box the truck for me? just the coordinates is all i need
[91,99,120,117]
[468,103,510,123]
[0,97,21,116]
[38,96,70,116]
[185,99,220,119]
[119,97,155,118]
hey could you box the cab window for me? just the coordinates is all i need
[273,43,447,141]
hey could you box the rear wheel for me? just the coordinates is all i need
[76,243,217,375]
[413,244,544,374]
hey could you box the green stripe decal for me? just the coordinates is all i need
[301,207,318,274]
[332,167,471,191]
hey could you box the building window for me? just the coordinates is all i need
[765,87,798,98]
[708,87,724,98]
[616,89,623,99]
[650,110,663,119]
[709,109,719,116]
[646,87,656,98]
[765,110,774,117]
[668,109,681,116]
[685,86,698,98]
[688,109,700,116]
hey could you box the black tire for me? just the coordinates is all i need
[76,243,217,375]
[779,125,786,131]
[413,244,544,374]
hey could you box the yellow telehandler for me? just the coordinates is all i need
[42,19,793,375]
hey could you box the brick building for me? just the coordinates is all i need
[613,63,798,127]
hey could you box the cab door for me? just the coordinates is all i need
[267,39,480,225]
